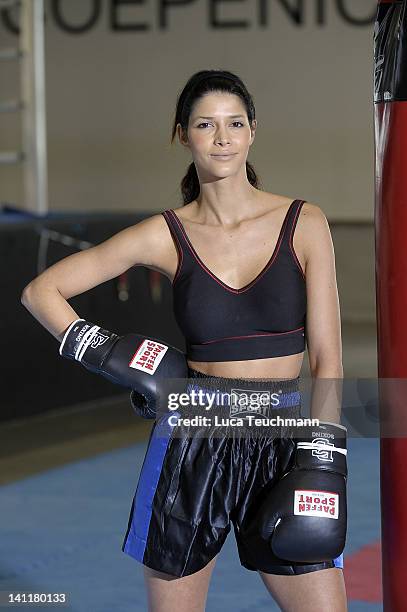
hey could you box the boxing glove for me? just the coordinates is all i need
[59,318,188,419]
[242,421,347,563]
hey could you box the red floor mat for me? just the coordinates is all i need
[344,541,382,602]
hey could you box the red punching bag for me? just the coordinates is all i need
[374,1,407,609]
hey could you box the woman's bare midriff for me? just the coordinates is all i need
[187,352,304,380]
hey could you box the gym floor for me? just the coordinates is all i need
[1,322,381,611]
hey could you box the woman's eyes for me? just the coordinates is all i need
[197,121,244,128]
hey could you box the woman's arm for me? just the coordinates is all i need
[20,213,169,342]
[21,285,82,342]
[301,203,343,423]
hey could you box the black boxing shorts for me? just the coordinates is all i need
[122,367,344,577]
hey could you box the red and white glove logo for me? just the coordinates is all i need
[294,490,339,519]
[130,339,168,375]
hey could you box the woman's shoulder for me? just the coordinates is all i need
[295,198,328,229]
[292,199,333,266]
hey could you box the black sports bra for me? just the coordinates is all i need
[161,199,307,362]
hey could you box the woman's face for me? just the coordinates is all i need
[177,92,256,179]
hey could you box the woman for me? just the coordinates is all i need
[21,70,347,611]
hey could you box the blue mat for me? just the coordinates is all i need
[1,438,381,611]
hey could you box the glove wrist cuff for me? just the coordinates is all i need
[59,318,87,358]
[59,319,118,370]
[295,421,348,477]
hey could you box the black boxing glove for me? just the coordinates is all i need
[59,318,188,419]
[241,421,347,564]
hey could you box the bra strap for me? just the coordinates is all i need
[279,199,306,251]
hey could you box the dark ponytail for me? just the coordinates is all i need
[170,70,262,206]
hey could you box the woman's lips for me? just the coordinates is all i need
[210,154,237,160]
